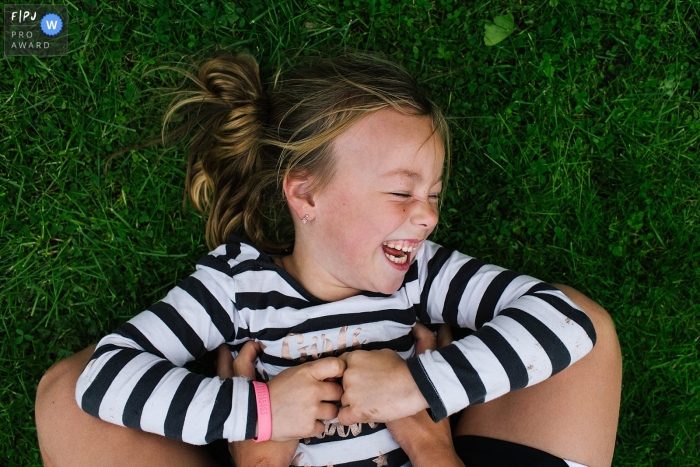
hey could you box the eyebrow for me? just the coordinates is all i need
[381,169,443,183]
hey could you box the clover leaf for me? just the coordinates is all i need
[484,13,515,46]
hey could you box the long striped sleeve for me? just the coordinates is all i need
[405,241,597,421]
[74,246,258,444]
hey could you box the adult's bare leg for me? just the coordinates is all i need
[453,284,622,467]
[35,345,218,467]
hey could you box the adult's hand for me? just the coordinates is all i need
[385,323,465,467]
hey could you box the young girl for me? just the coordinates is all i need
[36,53,621,467]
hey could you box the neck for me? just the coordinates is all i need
[279,244,360,302]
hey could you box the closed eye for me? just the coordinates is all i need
[390,193,441,202]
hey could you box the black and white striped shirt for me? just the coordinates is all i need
[76,236,596,467]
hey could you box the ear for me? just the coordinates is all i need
[283,171,317,222]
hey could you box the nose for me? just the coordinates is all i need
[410,198,439,230]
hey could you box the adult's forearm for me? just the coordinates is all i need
[386,411,464,467]
[229,439,298,467]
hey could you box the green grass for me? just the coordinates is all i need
[1,0,699,465]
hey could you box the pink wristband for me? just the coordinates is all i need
[252,381,272,442]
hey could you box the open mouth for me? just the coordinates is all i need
[382,241,418,265]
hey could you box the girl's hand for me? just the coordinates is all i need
[337,323,434,427]
[218,341,346,442]
[337,348,428,425]
[221,341,299,467]
[267,356,346,441]
[385,324,464,467]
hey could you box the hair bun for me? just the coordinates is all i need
[161,54,267,239]
[201,54,263,104]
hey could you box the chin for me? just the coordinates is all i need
[373,279,404,295]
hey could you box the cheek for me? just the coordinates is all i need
[328,192,360,216]
[321,192,388,256]
[318,191,366,250]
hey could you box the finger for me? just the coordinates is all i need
[239,340,263,360]
[337,405,361,426]
[316,402,339,421]
[216,344,234,379]
[437,323,454,349]
[308,357,346,381]
[312,420,326,438]
[412,322,437,354]
[233,340,262,379]
[319,381,344,402]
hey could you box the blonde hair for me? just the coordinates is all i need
[161,52,450,252]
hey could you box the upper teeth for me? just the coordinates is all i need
[383,241,415,252]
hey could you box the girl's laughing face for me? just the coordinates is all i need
[299,108,444,298]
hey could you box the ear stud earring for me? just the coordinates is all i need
[301,214,309,224]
